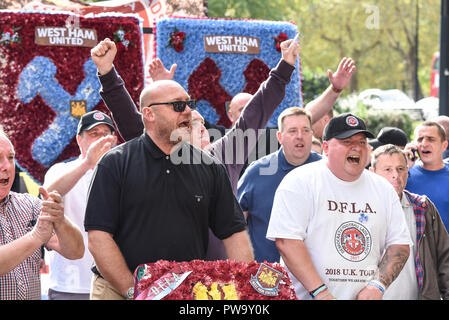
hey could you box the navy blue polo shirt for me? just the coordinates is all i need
[238,148,322,262]
[85,133,247,274]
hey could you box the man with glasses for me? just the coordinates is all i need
[90,36,300,261]
[84,78,253,300]
[43,111,116,299]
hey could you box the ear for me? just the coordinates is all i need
[276,130,283,145]
[443,139,448,152]
[141,106,155,122]
[322,140,329,156]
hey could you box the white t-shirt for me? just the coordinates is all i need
[266,160,412,300]
[382,193,419,300]
[44,158,94,294]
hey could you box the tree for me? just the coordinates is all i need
[208,0,440,99]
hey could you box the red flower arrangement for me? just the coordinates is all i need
[0,12,144,184]
[133,260,298,300]
[242,58,270,94]
[0,25,21,47]
[274,32,288,52]
[188,57,232,128]
[113,26,134,51]
[168,27,186,52]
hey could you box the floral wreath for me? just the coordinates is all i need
[0,25,21,47]
[167,27,186,52]
[113,26,134,51]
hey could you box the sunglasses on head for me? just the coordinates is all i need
[148,100,196,112]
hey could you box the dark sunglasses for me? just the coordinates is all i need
[148,100,196,112]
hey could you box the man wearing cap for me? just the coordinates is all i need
[369,126,408,151]
[43,110,117,300]
[267,113,411,300]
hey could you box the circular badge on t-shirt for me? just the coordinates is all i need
[335,221,372,262]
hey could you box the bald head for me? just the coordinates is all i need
[139,80,189,112]
[228,92,253,124]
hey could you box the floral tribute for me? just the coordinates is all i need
[0,25,21,47]
[0,11,144,184]
[113,26,134,51]
[133,260,298,300]
[155,17,302,128]
[167,27,186,52]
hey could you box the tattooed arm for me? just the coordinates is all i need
[357,244,410,300]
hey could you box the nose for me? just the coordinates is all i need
[182,105,192,114]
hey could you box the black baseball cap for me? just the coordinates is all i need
[323,113,374,141]
[77,111,115,135]
[368,127,408,150]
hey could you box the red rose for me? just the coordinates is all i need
[274,32,288,52]
[173,42,183,52]
[124,33,131,41]
[169,30,186,52]
[3,27,14,36]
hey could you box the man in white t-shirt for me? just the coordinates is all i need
[43,111,116,300]
[267,113,411,300]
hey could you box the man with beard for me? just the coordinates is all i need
[84,79,253,300]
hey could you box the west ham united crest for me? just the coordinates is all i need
[249,263,283,296]
[335,221,372,262]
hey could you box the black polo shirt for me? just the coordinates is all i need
[84,133,246,274]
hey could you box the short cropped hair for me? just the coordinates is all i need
[415,121,446,142]
[371,144,407,169]
[277,107,312,132]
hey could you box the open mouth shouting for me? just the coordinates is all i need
[420,149,431,157]
[178,119,191,129]
[0,177,10,186]
[347,154,360,164]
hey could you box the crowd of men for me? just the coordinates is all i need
[1,36,449,300]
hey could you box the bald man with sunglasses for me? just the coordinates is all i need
[84,65,253,300]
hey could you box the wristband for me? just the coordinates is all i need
[331,85,343,93]
[309,284,327,298]
[367,280,385,293]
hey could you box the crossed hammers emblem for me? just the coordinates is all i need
[17,56,101,167]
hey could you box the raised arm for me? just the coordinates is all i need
[91,39,144,141]
[149,58,177,81]
[211,38,298,191]
[305,57,355,123]
[44,135,116,196]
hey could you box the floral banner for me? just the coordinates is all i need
[0,11,145,184]
[155,17,302,128]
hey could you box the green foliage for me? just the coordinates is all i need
[208,0,440,99]
[301,69,329,105]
